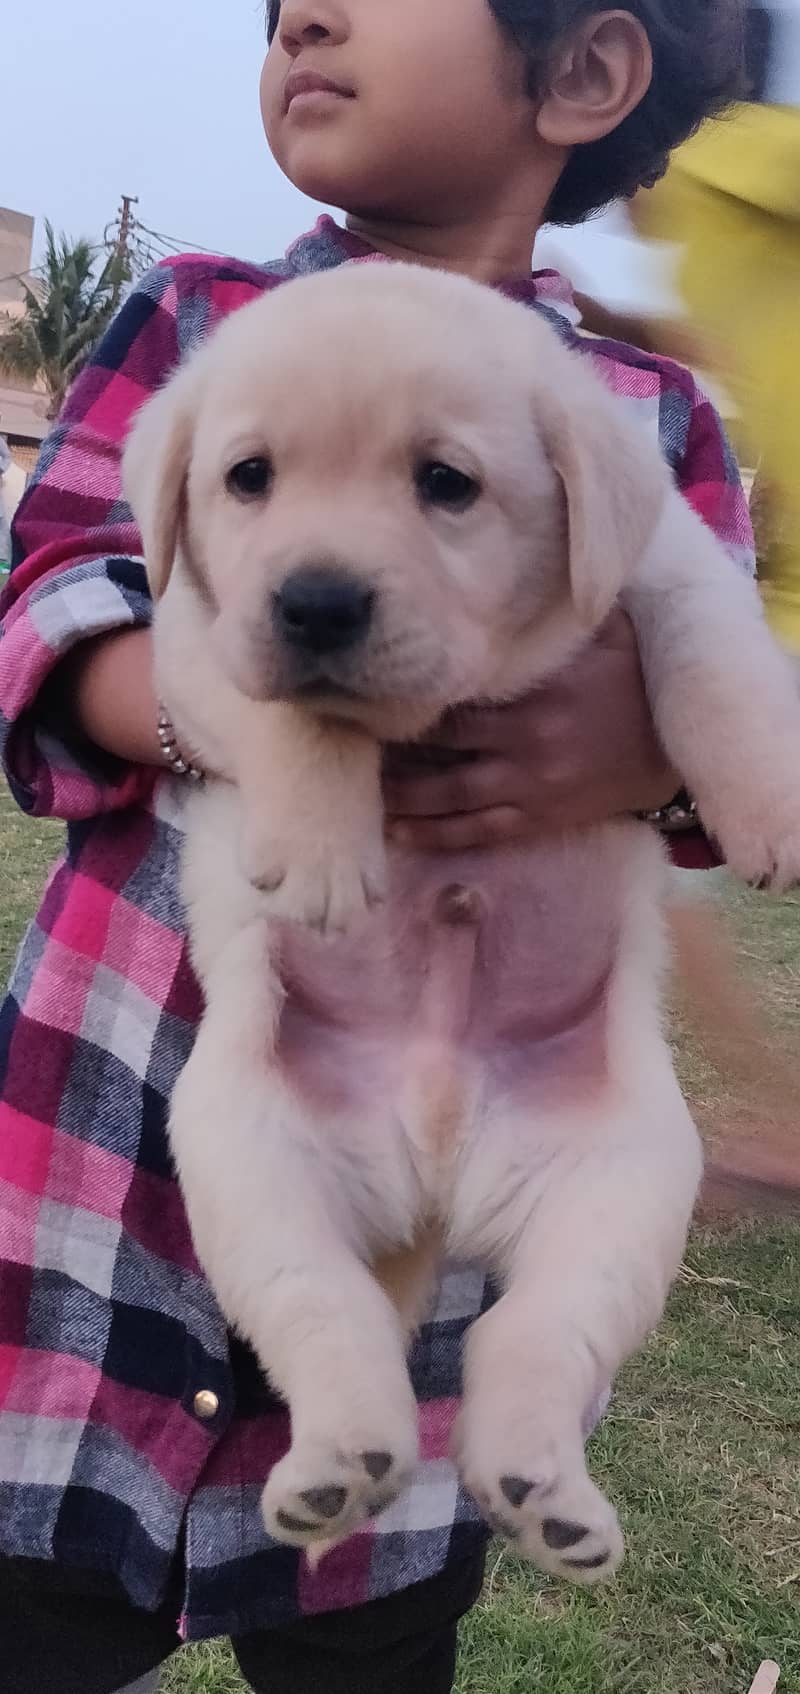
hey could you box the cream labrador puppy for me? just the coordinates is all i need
[124,263,800,1584]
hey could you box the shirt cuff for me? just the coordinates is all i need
[0,556,156,820]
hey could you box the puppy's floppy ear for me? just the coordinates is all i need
[122,362,199,599]
[536,358,669,629]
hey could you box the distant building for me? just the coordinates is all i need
[0,207,48,490]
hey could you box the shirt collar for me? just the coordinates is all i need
[283,215,579,325]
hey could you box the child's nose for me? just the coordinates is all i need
[278,0,348,54]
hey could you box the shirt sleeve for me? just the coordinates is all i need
[669,381,756,869]
[0,262,188,821]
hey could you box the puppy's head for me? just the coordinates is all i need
[123,264,668,740]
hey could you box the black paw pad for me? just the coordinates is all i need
[362,1450,393,1482]
[564,1550,610,1570]
[300,1485,348,1520]
[500,1475,534,1509]
[276,1509,319,1534]
[543,1518,589,1550]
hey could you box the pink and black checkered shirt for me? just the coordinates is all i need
[0,218,754,1639]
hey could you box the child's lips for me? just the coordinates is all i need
[283,70,355,114]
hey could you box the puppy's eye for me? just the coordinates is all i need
[225,456,273,500]
[415,460,481,512]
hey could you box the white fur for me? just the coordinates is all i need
[123,264,800,1583]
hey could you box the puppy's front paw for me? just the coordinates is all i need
[242,825,387,933]
[707,792,800,894]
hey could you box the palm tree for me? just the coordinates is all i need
[0,222,129,419]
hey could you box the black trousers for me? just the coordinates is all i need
[3,1551,486,1694]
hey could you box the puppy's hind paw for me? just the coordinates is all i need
[262,1439,413,1550]
[456,1414,624,1588]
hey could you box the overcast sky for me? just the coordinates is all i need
[2,0,674,308]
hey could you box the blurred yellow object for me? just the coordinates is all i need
[637,104,800,654]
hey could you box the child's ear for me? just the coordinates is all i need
[123,364,199,599]
[533,357,668,628]
[534,11,653,150]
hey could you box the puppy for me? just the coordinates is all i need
[124,263,800,1584]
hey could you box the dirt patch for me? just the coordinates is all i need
[698,1111,800,1218]
[668,876,800,1223]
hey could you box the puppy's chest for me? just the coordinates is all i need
[273,833,632,1111]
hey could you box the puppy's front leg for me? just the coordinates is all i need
[235,703,386,932]
[625,495,800,891]
[155,589,385,932]
[171,916,419,1550]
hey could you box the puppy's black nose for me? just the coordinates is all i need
[274,567,374,655]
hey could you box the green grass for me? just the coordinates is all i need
[161,1225,800,1694]
[2,789,799,1693]
[0,785,63,983]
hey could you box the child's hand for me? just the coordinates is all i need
[383,611,678,851]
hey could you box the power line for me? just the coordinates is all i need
[134,220,226,258]
[0,267,38,290]
[133,229,174,258]
[0,240,110,294]
[1,205,226,305]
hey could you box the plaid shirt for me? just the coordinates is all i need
[0,218,754,1640]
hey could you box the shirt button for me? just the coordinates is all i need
[193,1389,220,1421]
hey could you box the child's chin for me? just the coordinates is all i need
[274,143,355,211]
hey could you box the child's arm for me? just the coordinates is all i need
[384,609,678,846]
[60,627,161,765]
[574,291,723,375]
[0,259,225,818]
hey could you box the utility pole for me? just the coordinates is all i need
[110,194,138,304]
[116,195,138,265]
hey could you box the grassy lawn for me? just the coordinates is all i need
[0,785,64,984]
[2,788,798,1692]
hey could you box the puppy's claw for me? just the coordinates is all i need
[248,868,287,895]
[363,869,388,911]
[303,1538,338,1572]
[705,763,800,894]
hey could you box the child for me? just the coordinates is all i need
[0,2,752,1690]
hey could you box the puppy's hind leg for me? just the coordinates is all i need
[455,1085,701,1585]
[170,919,419,1554]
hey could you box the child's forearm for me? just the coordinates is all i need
[574,293,719,375]
[66,628,163,765]
[574,292,658,351]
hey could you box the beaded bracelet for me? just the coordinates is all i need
[636,790,698,833]
[157,707,205,782]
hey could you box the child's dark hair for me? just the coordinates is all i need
[265,0,747,226]
[488,0,747,224]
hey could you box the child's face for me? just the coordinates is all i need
[261,0,551,225]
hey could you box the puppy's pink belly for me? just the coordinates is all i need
[476,969,612,1099]
[275,841,624,1113]
[278,977,611,1117]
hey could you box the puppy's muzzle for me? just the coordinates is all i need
[273,566,375,657]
